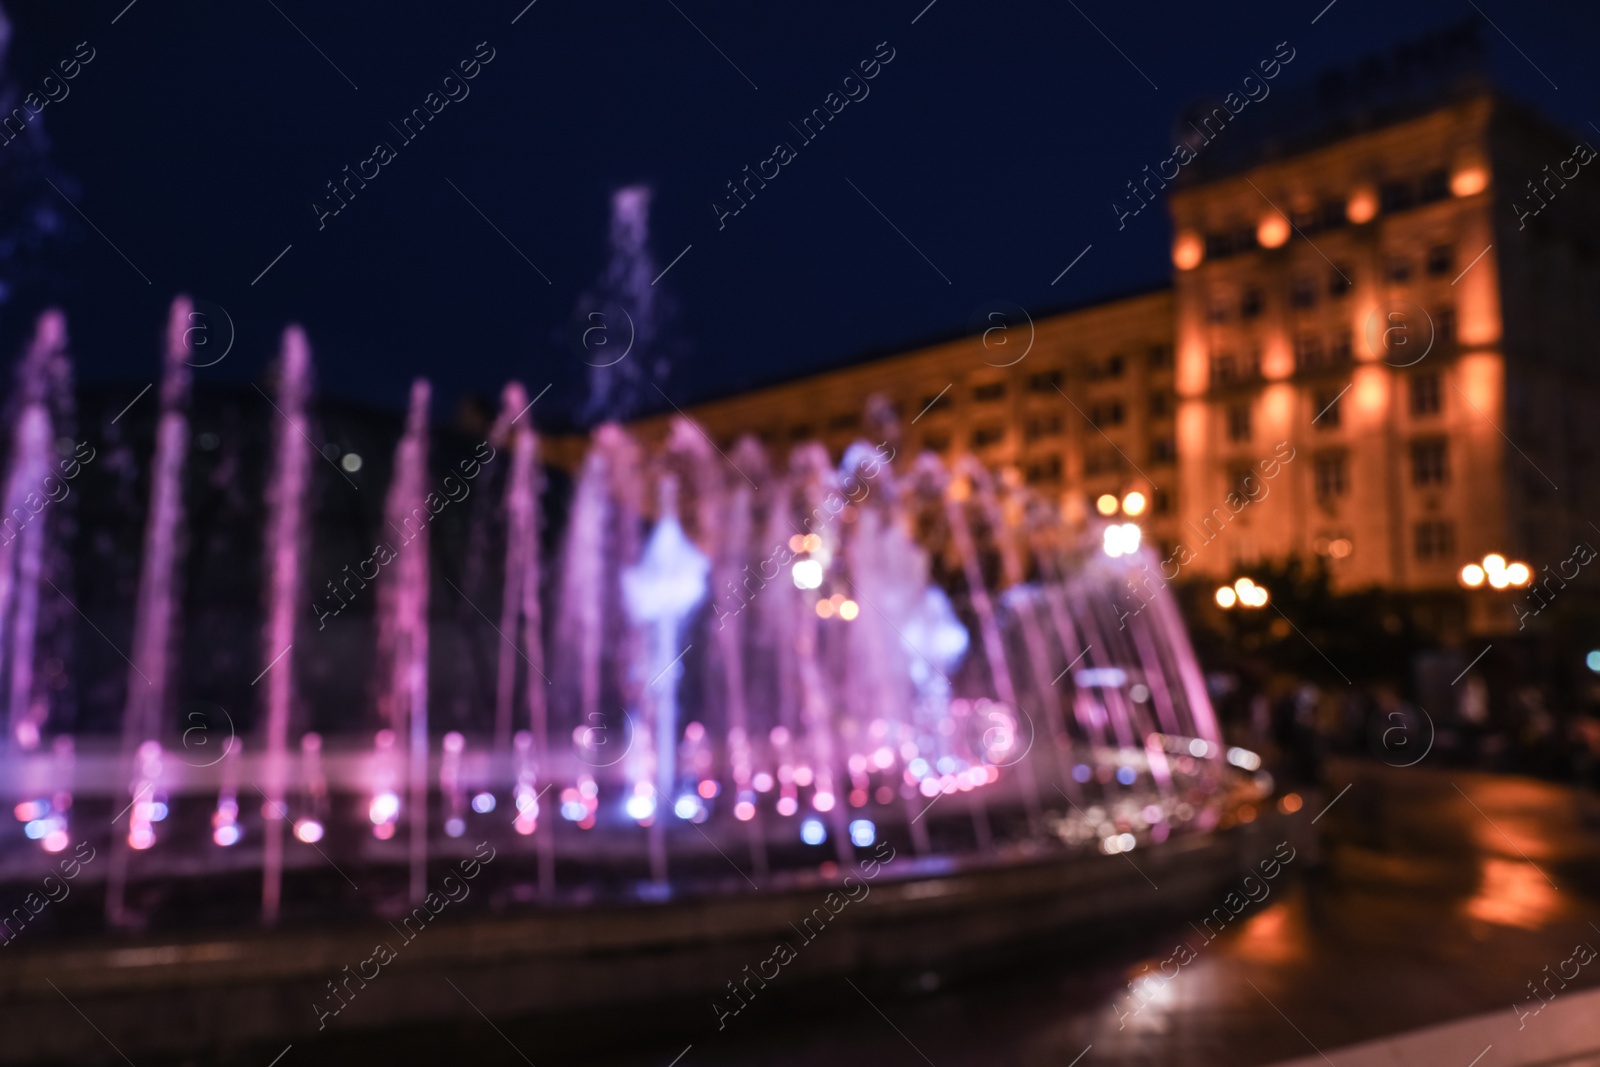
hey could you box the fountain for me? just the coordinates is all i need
[0,289,1257,953]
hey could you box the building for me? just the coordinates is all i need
[625,25,1600,635]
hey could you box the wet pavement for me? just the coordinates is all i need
[555,759,1600,1067]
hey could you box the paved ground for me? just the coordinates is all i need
[559,759,1600,1067]
[126,759,1600,1066]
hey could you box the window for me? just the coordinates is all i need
[1426,244,1454,276]
[1312,387,1343,429]
[1321,199,1348,230]
[1409,373,1441,416]
[1147,344,1174,370]
[1149,391,1172,418]
[1152,489,1171,515]
[1291,275,1318,309]
[828,412,860,432]
[1387,257,1412,282]
[1027,369,1062,393]
[1420,169,1450,202]
[1241,287,1264,319]
[1227,404,1252,443]
[1294,334,1324,371]
[1024,414,1062,442]
[1150,435,1176,464]
[922,432,950,453]
[1024,455,1063,486]
[1414,520,1456,560]
[918,390,952,414]
[789,424,813,441]
[1380,180,1414,213]
[1330,330,1352,363]
[1314,453,1348,498]
[973,381,1007,402]
[1411,439,1449,486]
[1089,401,1125,427]
[1227,464,1257,499]
[1102,354,1126,379]
[1211,353,1236,385]
[1329,265,1353,296]
[1291,208,1318,232]
[971,424,1005,449]
[1084,447,1124,476]
[1437,306,1456,345]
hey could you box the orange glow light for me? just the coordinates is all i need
[1095,493,1119,517]
[1172,231,1203,270]
[1257,213,1290,249]
[1451,167,1488,197]
[1347,186,1377,224]
[1460,563,1486,588]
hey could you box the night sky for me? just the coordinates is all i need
[5,0,1598,427]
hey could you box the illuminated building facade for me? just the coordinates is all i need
[625,27,1600,632]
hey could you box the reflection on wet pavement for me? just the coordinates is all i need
[603,761,1600,1067]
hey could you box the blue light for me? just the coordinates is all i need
[674,795,702,820]
[1588,650,1600,673]
[848,819,876,847]
[23,819,49,840]
[471,792,496,814]
[561,800,588,821]
[1115,766,1137,785]
[935,756,957,775]
[800,817,827,845]
[1072,764,1092,783]
[149,801,169,823]
[908,758,930,778]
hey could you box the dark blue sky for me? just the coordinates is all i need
[8,0,1598,427]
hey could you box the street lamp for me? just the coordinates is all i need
[1216,577,1269,609]
[1459,552,1531,589]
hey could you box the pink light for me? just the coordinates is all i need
[734,800,756,821]
[697,779,719,799]
[13,800,45,821]
[776,795,798,816]
[373,822,396,840]
[293,819,324,844]
[129,827,155,850]
[42,831,68,853]
[752,772,774,792]
[813,792,835,812]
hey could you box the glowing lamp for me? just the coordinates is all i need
[1505,562,1531,587]
[800,817,827,845]
[1460,563,1485,588]
[1214,586,1237,609]
[792,559,823,590]
[1347,186,1377,224]
[1095,493,1119,516]
[838,599,860,621]
[1257,213,1290,249]
[1451,167,1487,197]
[1121,491,1147,516]
[1234,577,1255,595]
[1483,554,1506,575]
[1172,231,1203,270]
[293,818,324,844]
